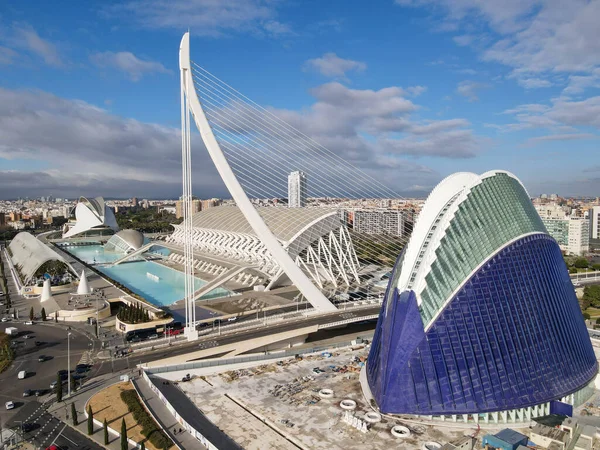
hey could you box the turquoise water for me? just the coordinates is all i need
[65,245,230,307]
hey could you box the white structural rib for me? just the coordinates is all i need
[179,33,336,312]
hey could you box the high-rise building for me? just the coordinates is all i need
[541,216,589,255]
[365,171,597,424]
[175,199,201,219]
[568,217,589,255]
[590,206,600,240]
[288,171,307,208]
[132,197,138,207]
[353,209,408,236]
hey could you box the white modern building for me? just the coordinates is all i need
[62,197,119,239]
[568,217,589,256]
[104,230,145,254]
[288,171,307,208]
[167,205,360,292]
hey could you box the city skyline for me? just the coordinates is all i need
[1,1,599,199]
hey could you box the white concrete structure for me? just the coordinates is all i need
[288,171,307,208]
[179,33,336,314]
[62,197,119,239]
[9,232,76,285]
[590,206,600,240]
[77,270,91,295]
[167,206,360,291]
[105,230,145,253]
[353,209,408,237]
[40,279,52,302]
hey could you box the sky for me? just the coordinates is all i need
[1,0,599,200]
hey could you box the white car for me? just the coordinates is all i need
[1,317,8,322]
[25,321,34,325]
[5,401,14,410]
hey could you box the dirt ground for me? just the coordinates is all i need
[88,382,175,450]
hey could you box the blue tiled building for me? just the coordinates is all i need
[365,171,598,424]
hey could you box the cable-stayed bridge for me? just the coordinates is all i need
[177,32,413,340]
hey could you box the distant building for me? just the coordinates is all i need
[62,197,119,239]
[175,198,201,219]
[0,212,5,226]
[529,423,568,450]
[132,197,138,207]
[541,216,589,256]
[353,209,409,236]
[201,198,221,210]
[590,206,600,240]
[288,171,307,207]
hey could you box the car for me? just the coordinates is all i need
[57,369,68,376]
[130,336,141,343]
[5,401,14,410]
[227,317,238,322]
[23,389,32,397]
[75,364,89,370]
[1,317,8,322]
[75,367,87,374]
[148,333,159,340]
[18,370,27,379]
[73,374,86,380]
[34,341,42,346]
[50,380,58,389]
[35,389,45,397]
[38,355,46,362]
[23,334,32,339]
[21,423,34,433]
[25,321,34,325]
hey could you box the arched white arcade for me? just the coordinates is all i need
[179,32,337,337]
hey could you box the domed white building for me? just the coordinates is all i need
[105,230,145,253]
[62,197,119,239]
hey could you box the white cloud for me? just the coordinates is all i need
[517,77,552,89]
[406,85,427,96]
[0,87,224,199]
[453,34,474,46]
[523,133,597,146]
[3,23,62,67]
[90,51,171,81]
[456,80,490,101]
[304,53,366,78]
[105,0,291,38]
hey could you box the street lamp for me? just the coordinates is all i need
[67,331,72,397]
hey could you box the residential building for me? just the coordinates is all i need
[175,198,201,219]
[288,170,307,208]
[353,209,409,236]
[590,206,600,240]
[567,218,589,256]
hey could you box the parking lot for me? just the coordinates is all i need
[0,319,93,425]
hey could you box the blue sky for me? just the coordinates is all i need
[1,0,599,199]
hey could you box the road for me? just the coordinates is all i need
[6,400,103,450]
[91,305,381,374]
[0,319,93,426]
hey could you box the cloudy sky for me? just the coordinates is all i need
[1,0,599,199]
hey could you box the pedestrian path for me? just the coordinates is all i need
[78,350,94,366]
[133,377,206,450]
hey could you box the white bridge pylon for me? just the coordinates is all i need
[179,32,337,328]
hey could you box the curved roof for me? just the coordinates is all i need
[63,196,119,238]
[106,230,145,252]
[9,232,74,283]
[187,206,341,245]
[395,170,547,326]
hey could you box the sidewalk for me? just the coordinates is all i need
[47,372,137,450]
[133,377,205,450]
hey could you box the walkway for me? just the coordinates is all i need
[132,377,205,450]
[145,375,242,450]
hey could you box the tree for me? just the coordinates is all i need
[29,306,34,321]
[593,263,600,271]
[583,285,600,309]
[104,418,109,445]
[139,441,145,450]
[574,258,589,269]
[41,307,46,321]
[120,418,128,450]
[87,405,94,435]
[71,403,78,426]
[583,312,591,320]
[56,373,63,402]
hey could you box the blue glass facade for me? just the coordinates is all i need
[367,234,598,415]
